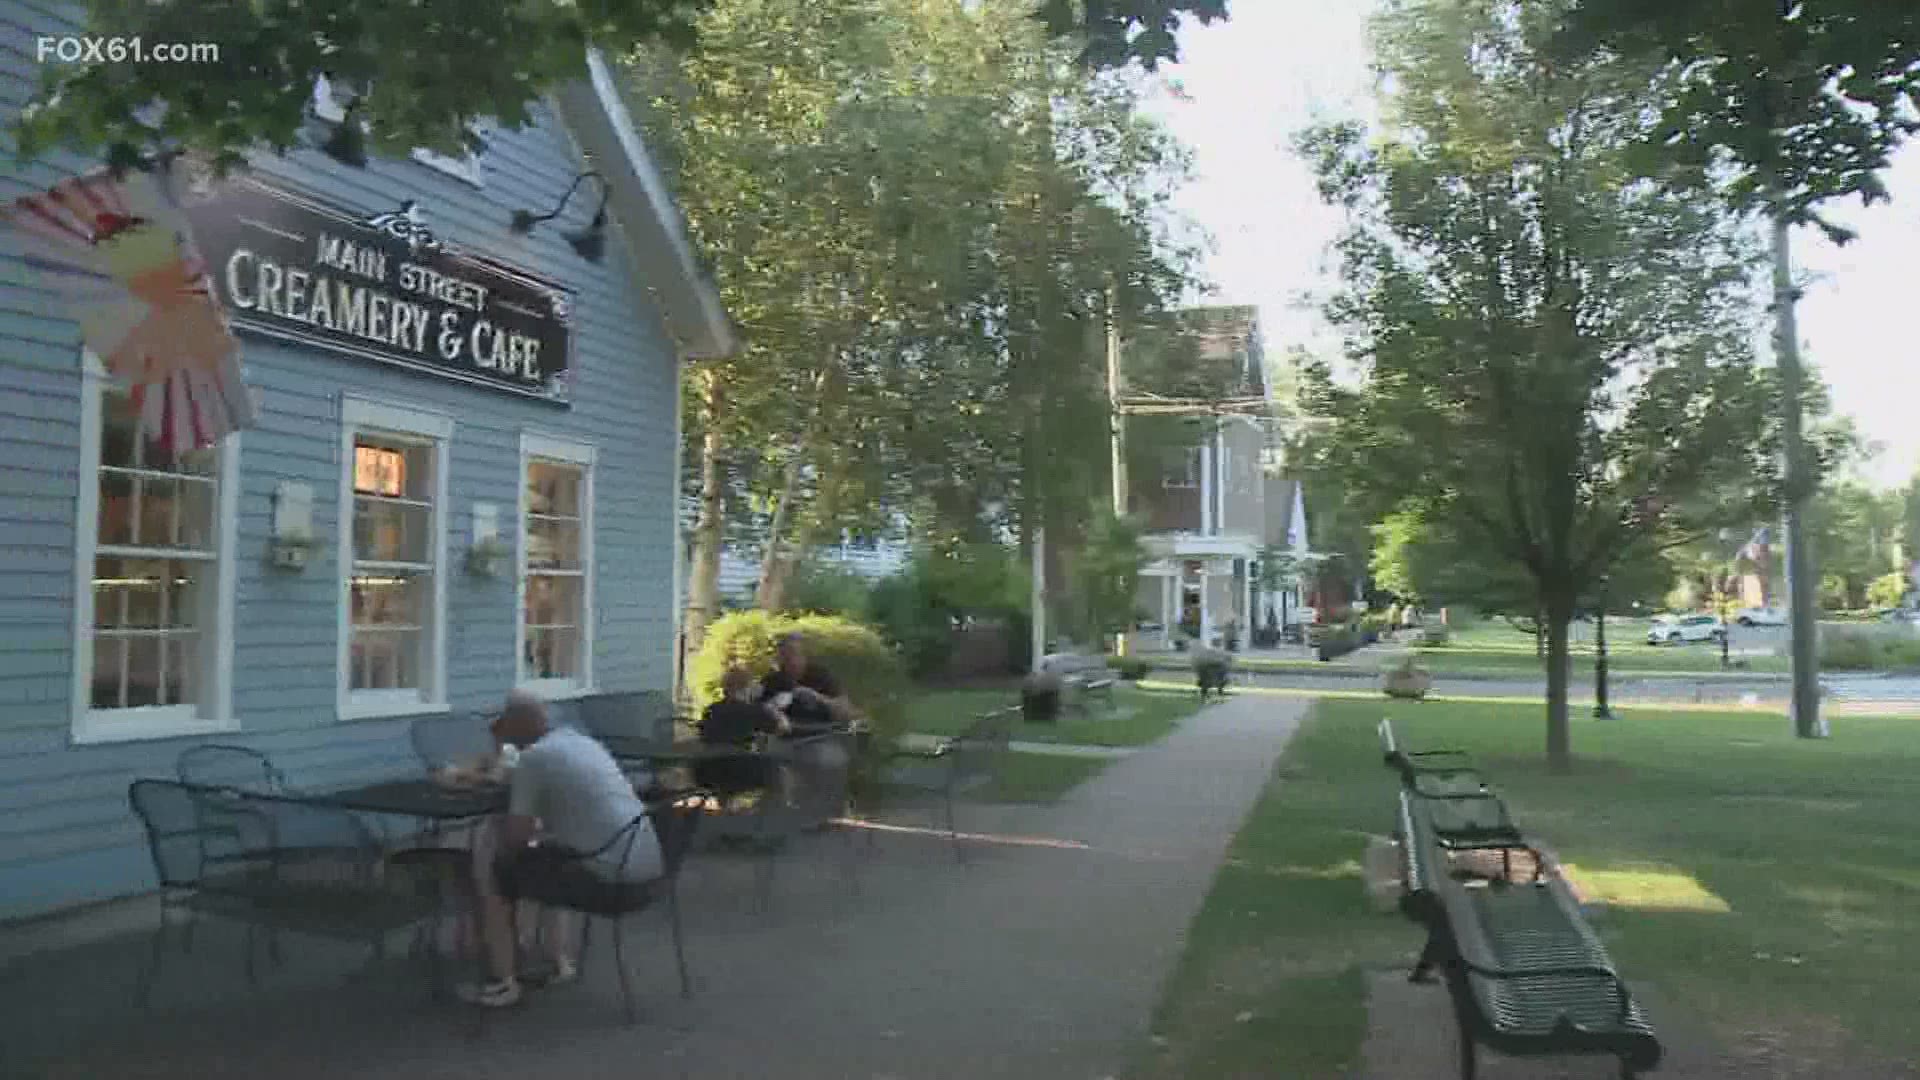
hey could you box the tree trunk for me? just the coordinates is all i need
[755,368,835,611]
[754,451,804,610]
[683,371,728,658]
[1543,606,1573,774]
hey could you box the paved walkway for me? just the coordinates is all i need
[897,732,1139,759]
[6,694,1309,1080]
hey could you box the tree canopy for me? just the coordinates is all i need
[647,0,1205,641]
[1559,0,1920,239]
[1300,0,1779,770]
[17,0,1230,171]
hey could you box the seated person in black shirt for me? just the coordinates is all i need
[695,667,788,799]
[760,632,859,735]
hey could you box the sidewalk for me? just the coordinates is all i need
[6,694,1309,1080]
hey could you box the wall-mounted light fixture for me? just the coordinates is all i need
[270,481,318,571]
[509,170,609,262]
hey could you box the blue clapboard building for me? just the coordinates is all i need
[0,3,734,920]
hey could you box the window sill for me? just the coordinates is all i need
[517,679,595,701]
[338,696,451,723]
[72,708,239,747]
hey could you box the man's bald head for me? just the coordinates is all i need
[492,689,550,748]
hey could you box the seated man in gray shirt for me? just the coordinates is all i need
[459,690,664,1008]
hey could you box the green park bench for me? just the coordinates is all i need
[1386,723,1663,1079]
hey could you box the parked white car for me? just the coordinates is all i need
[1734,606,1788,627]
[1646,614,1726,645]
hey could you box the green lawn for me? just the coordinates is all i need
[903,681,1203,747]
[1137,697,1920,1078]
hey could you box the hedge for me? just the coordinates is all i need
[689,610,911,749]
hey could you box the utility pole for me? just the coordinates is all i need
[1107,286,1128,658]
[1031,524,1047,674]
[1592,574,1614,720]
[1769,189,1824,738]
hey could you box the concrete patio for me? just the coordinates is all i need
[4,694,1307,1080]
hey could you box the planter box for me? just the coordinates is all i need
[1382,667,1433,699]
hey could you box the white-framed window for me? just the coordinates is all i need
[337,397,452,720]
[1164,446,1202,489]
[311,75,486,186]
[518,433,595,696]
[71,352,240,744]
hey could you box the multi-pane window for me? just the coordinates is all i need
[339,398,449,717]
[520,435,593,690]
[74,352,237,744]
[92,386,217,711]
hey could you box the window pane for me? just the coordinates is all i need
[163,636,196,706]
[101,390,214,475]
[131,476,215,550]
[524,574,581,629]
[527,520,579,570]
[97,558,200,630]
[527,461,582,518]
[350,629,420,691]
[125,636,162,707]
[354,439,431,500]
[525,627,578,680]
[354,499,431,563]
[91,637,126,709]
[351,574,424,628]
[102,392,138,469]
[99,473,133,546]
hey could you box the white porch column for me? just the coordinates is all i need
[1200,443,1215,535]
[1161,572,1175,647]
[1199,565,1214,646]
[1247,571,1257,636]
[1214,428,1225,535]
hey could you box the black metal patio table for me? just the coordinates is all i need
[596,737,796,766]
[306,777,509,820]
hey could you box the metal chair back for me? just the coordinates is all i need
[579,690,676,742]
[129,779,247,888]
[176,744,286,792]
[409,712,497,771]
[950,706,1016,785]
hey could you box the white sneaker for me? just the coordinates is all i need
[456,978,523,1007]
[525,956,578,988]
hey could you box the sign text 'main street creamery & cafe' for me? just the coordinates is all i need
[180,175,574,402]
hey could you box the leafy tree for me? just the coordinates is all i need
[1804,482,1904,609]
[16,0,1227,170]
[1300,0,1778,772]
[1069,508,1148,650]
[1561,0,1920,736]
[1867,572,1908,612]
[650,0,1202,647]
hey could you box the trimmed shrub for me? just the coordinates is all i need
[690,610,910,749]
[1111,656,1151,681]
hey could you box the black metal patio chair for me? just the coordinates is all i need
[175,745,381,876]
[127,779,437,1008]
[410,712,500,772]
[516,790,706,1024]
[700,731,861,911]
[874,706,1015,863]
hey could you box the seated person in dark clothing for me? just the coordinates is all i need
[695,667,788,798]
[759,632,859,735]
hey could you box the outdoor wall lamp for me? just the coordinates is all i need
[510,170,609,262]
[270,481,317,571]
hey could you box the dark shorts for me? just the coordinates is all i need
[494,845,634,910]
[693,754,779,795]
